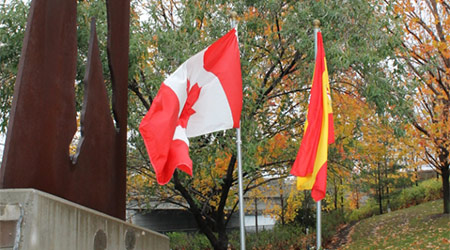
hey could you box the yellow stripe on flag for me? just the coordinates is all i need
[297,60,331,190]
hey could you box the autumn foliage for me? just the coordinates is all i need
[393,0,450,213]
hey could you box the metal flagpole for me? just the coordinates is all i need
[313,19,322,250]
[237,125,246,250]
[231,11,246,250]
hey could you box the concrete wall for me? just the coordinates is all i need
[129,209,198,233]
[0,189,169,250]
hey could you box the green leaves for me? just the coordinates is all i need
[0,0,29,132]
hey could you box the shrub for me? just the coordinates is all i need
[167,180,443,250]
[420,178,443,201]
[348,198,379,222]
[348,178,443,222]
[322,209,347,240]
[397,178,442,209]
[229,224,314,250]
[167,231,211,250]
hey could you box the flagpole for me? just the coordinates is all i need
[237,125,246,250]
[313,19,322,250]
[231,11,246,250]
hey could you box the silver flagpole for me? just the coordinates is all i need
[231,11,246,250]
[237,126,246,250]
[313,19,322,250]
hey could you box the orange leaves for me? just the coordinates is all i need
[394,0,450,171]
[332,90,373,162]
[242,6,259,21]
[214,152,232,176]
[272,133,288,152]
[256,132,289,166]
[393,0,415,16]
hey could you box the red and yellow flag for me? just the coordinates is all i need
[290,31,334,202]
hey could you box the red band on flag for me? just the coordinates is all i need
[311,162,328,202]
[328,113,335,144]
[139,83,180,184]
[204,29,242,128]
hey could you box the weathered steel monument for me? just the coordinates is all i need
[0,0,128,219]
[0,0,168,249]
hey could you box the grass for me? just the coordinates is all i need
[341,199,450,250]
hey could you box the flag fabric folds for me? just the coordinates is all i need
[290,31,334,202]
[139,29,243,185]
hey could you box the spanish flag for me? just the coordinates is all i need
[290,31,334,202]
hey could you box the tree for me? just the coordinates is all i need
[127,0,406,249]
[328,80,419,215]
[1,0,415,248]
[0,0,28,132]
[392,0,450,214]
[127,2,300,248]
[0,0,112,126]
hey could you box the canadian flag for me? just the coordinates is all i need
[139,29,243,185]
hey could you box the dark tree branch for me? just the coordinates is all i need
[172,171,218,245]
[267,87,310,100]
[129,78,151,110]
[217,154,236,227]
[412,120,430,137]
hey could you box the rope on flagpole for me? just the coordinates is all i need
[313,19,322,250]
[231,10,246,250]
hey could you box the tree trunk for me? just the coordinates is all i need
[279,182,286,226]
[334,179,338,210]
[385,162,390,212]
[442,165,449,214]
[377,163,383,215]
[438,147,449,214]
[280,191,285,225]
[216,230,229,250]
[356,185,360,209]
[378,188,383,215]
[340,178,344,212]
[255,197,258,234]
[415,167,419,186]
[173,171,229,250]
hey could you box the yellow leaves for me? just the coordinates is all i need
[411,16,420,25]
[283,192,301,222]
[214,152,231,176]
[128,170,155,189]
[437,41,450,59]
[253,182,302,224]
[422,43,436,54]
[69,112,81,156]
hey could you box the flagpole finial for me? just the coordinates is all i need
[230,11,238,20]
[230,11,238,30]
[313,19,321,29]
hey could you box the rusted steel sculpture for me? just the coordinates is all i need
[0,0,130,220]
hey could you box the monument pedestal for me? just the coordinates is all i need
[0,189,169,250]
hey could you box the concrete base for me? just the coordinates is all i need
[0,189,169,250]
